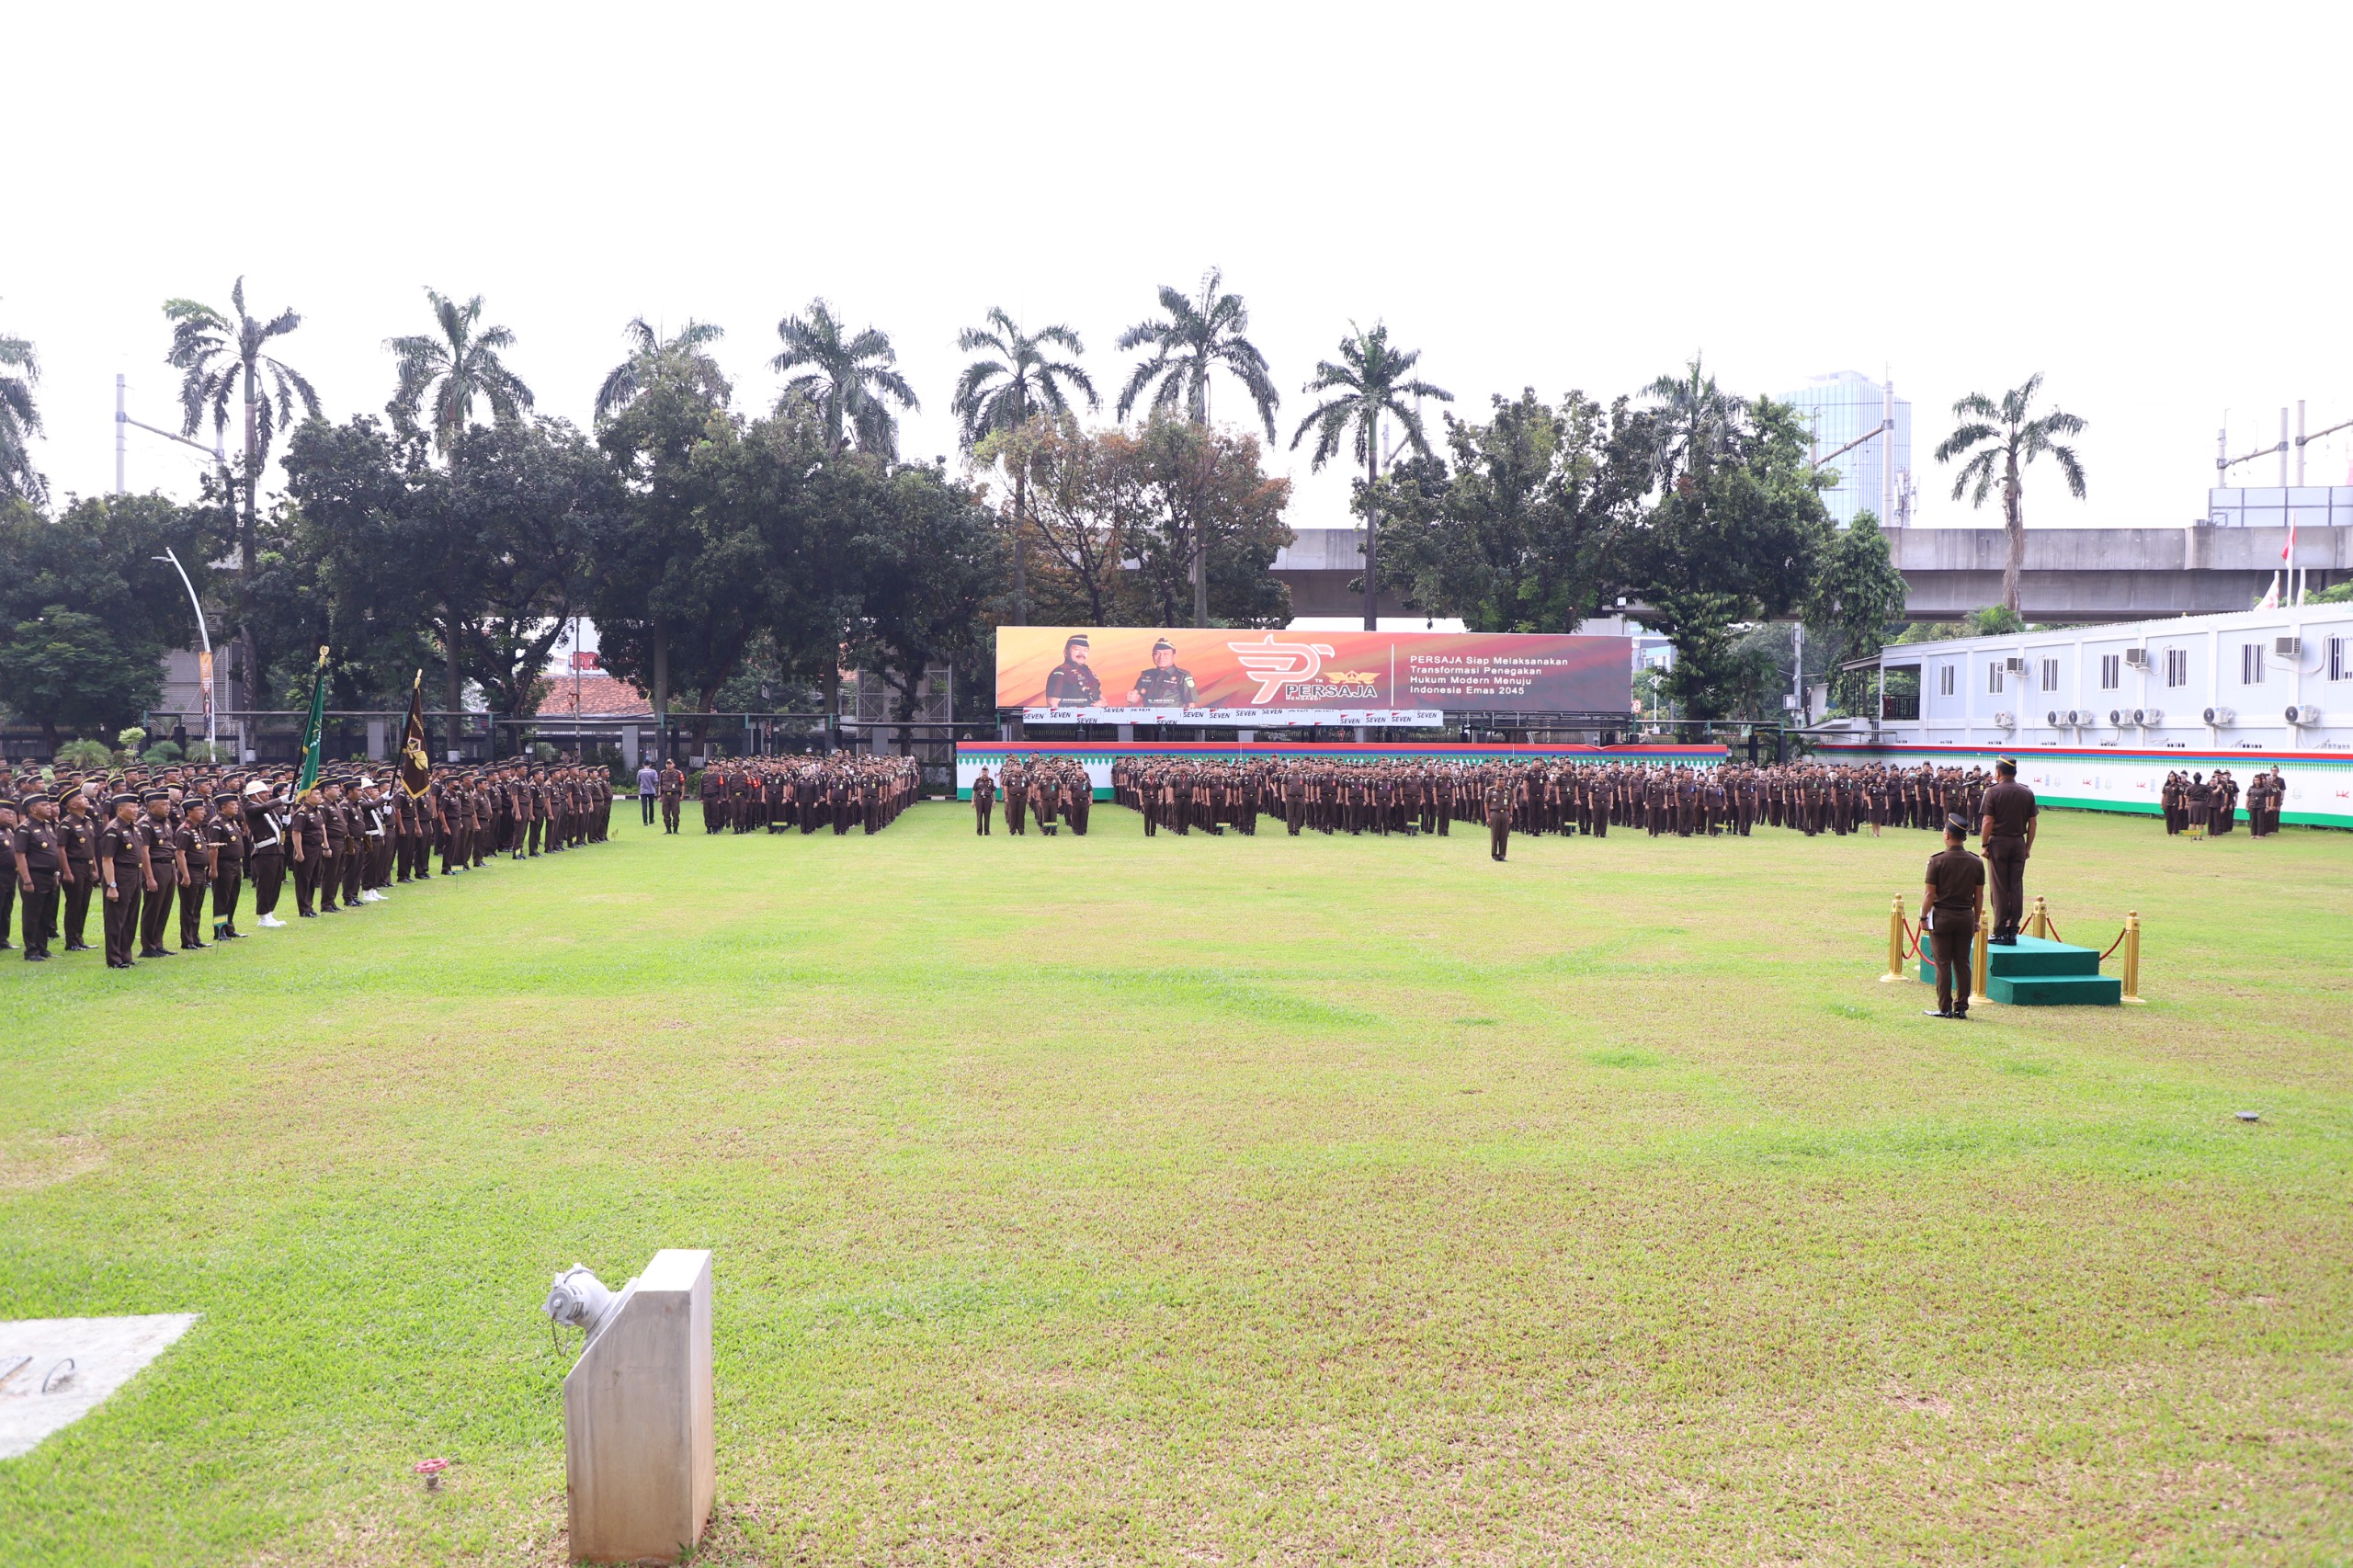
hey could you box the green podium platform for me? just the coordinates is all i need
[1919,934,2121,1006]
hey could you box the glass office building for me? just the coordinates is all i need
[1779,370,1911,528]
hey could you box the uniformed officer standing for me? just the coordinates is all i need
[0,798,17,950]
[972,767,995,835]
[208,784,248,938]
[1922,813,1985,1019]
[99,792,147,968]
[1486,778,1512,862]
[59,784,99,951]
[1978,757,2038,945]
[659,761,684,834]
[174,798,215,949]
[136,789,183,959]
[246,782,290,927]
[13,790,65,960]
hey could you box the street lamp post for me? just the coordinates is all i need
[151,547,216,752]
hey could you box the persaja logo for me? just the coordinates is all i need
[1230,633,1338,704]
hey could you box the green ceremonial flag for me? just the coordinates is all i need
[295,645,330,793]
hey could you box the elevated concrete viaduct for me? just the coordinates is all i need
[1268,525,2350,624]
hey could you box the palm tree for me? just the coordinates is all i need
[1116,269,1281,624]
[385,289,534,453]
[953,308,1097,622]
[0,320,44,506]
[769,299,919,456]
[1645,356,1739,482]
[595,317,730,424]
[164,277,322,706]
[1115,267,1280,438]
[1291,324,1451,630]
[1934,373,2086,613]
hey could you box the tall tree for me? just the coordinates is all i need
[952,308,1096,622]
[770,299,919,457]
[837,460,1006,753]
[1115,268,1280,623]
[591,356,786,756]
[1120,414,1294,629]
[1290,324,1450,629]
[1375,390,1658,634]
[385,288,534,453]
[164,278,321,710]
[1933,373,2086,614]
[0,494,215,751]
[1645,355,1739,483]
[974,415,1146,626]
[595,317,729,425]
[0,320,45,506]
[1803,509,1909,713]
[1623,392,1835,720]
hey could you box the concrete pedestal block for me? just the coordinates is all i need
[563,1249,713,1563]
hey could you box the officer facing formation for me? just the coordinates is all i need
[1921,813,1985,1019]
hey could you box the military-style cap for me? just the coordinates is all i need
[109,791,142,810]
[142,788,171,803]
[1152,637,1176,653]
[244,780,270,796]
[1995,756,2018,771]
[1945,812,1970,832]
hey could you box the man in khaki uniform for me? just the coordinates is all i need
[1922,814,1985,1019]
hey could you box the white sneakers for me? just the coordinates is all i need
[258,914,287,928]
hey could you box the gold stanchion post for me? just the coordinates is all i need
[1882,896,1906,983]
[1971,910,1993,1006]
[2029,895,2050,939]
[2120,910,2144,1004]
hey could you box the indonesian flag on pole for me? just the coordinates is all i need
[2257,572,2280,610]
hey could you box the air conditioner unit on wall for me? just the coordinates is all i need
[2003,656,2027,674]
[2123,648,2150,669]
[1994,710,2016,729]
[2203,706,2235,726]
[2066,710,2086,725]
[2286,704,2323,726]
[2274,636,2302,658]
[2109,709,2128,727]
[2133,708,2163,726]
[2045,709,2063,727]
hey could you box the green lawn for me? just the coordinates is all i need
[2,803,2348,1566]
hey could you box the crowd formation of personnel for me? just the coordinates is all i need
[1048,756,2024,845]
[684,756,921,835]
[966,758,1094,835]
[2162,767,2282,838]
[1,759,617,967]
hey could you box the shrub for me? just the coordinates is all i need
[53,739,113,770]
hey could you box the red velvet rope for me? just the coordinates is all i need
[2099,927,2128,961]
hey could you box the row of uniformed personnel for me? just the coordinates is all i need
[1,760,615,968]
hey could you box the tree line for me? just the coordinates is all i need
[0,273,2093,745]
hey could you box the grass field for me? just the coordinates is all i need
[2,801,2348,1566]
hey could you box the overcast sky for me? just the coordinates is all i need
[12,0,2352,533]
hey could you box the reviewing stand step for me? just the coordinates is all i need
[1919,934,2120,1006]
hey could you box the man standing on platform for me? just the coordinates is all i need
[1979,756,2038,946]
[1922,813,1985,1019]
